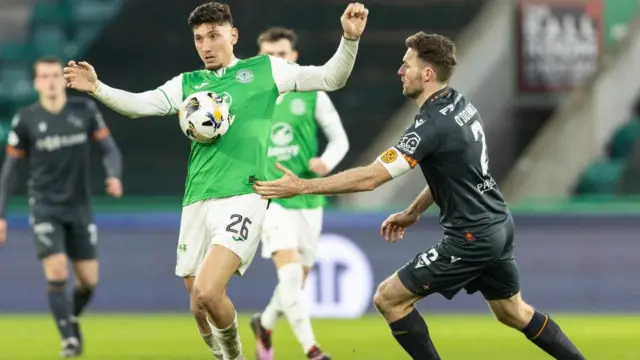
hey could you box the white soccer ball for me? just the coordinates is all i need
[178,91,231,143]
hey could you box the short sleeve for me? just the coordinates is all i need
[6,114,29,156]
[394,117,440,165]
[86,100,110,141]
[157,74,184,114]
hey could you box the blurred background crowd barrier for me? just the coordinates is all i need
[1,0,640,316]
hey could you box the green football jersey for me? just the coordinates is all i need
[266,92,326,209]
[180,56,279,206]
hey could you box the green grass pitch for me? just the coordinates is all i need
[2,313,638,359]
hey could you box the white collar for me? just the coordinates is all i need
[212,57,239,77]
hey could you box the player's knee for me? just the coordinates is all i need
[193,284,225,308]
[45,266,69,282]
[373,282,393,314]
[491,299,535,329]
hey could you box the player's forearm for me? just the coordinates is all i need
[297,37,359,92]
[301,163,388,195]
[0,157,19,218]
[98,137,123,179]
[406,186,434,216]
[91,81,174,118]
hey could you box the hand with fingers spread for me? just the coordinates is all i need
[63,61,99,93]
[341,2,369,40]
[380,210,420,243]
[254,162,307,199]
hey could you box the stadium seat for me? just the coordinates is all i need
[30,2,72,26]
[0,42,36,63]
[575,160,625,195]
[0,64,35,103]
[31,25,71,59]
[609,119,640,159]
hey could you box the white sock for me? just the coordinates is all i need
[199,330,223,360]
[210,312,243,360]
[260,284,282,330]
[277,263,317,353]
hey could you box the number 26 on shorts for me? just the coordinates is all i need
[226,214,252,241]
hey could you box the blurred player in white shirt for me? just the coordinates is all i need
[250,27,349,360]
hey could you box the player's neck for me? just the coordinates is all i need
[39,94,67,114]
[416,84,448,109]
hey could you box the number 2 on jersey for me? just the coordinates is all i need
[471,121,489,176]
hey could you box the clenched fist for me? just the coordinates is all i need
[341,3,369,40]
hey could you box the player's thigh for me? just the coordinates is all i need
[260,203,300,261]
[65,218,98,262]
[397,239,489,300]
[31,214,66,262]
[175,201,210,277]
[297,207,323,268]
[375,272,422,310]
[467,258,521,301]
[209,193,269,276]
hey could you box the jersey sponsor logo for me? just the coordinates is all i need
[193,82,209,90]
[7,131,19,146]
[35,133,88,152]
[290,98,307,116]
[236,69,254,84]
[268,122,300,161]
[380,148,398,164]
[454,102,478,126]
[397,132,421,155]
[414,118,426,128]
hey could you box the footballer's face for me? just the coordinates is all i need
[34,62,65,99]
[398,48,435,99]
[259,39,298,63]
[193,22,238,70]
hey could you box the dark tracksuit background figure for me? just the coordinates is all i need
[0,57,123,358]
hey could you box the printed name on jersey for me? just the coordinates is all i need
[35,133,88,152]
[396,132,421,155]
[380,148,398,164]
[236,69,254,84]
[454,103,478,126]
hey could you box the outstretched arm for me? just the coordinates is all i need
[64,61,183,118]
[270,3,368,93]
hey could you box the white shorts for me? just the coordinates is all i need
[175,193,268,277]
[260,203,323,267]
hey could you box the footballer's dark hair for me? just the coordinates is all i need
[406,32,457,83]
[188,2,233,28]
[257,27,298,49]
[32,56,63,78]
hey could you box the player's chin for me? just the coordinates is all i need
[203,61,222,71]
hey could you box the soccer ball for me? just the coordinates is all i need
[178,91,231,143]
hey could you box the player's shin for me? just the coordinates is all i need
[387,308,441,360]
[276,262,318,353]
[260,283,282,331]
[47,280,76,340]
[521,311,585,360]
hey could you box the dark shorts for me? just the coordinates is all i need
[398,216,520,301]
[30,207,97,261]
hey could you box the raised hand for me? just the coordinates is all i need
[63,61,99,93]
[341,2,369,40]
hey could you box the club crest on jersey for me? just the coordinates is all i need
[236,69,254,84]
[397,132,421,155]
[38,122,47,133]
[380,148,398,164]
